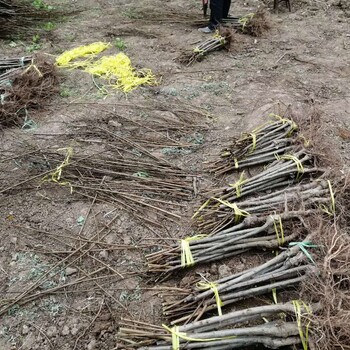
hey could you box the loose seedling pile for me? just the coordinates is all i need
[1,107,208,225]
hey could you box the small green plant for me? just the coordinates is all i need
[115,38,126,51]
[26,34,42,52]
[119,286,141,303]
[59,87,72,98]
[187,132,204,145]
[32,0,54,10]
[43,22,55,31]
[8,304,20,316]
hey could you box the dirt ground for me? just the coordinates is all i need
[0,0,350,349]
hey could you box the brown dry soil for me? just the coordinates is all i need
[0,0,350,349]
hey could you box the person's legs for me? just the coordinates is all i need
[223,0,232,18]
[209,0,224,29]
[199,0,224,33]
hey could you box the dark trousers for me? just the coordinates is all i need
[210,0,232,28]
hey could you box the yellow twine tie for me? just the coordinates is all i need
[248,132,257,153]
[197,282,224,316]
[229,171,246,198]
[23,62,43,77]
[180,235,207,267]
[192,199,211,219]
[42,147,73,193]
[271,215,284,245]
[272,288,278,304]
[234,158,239,169]
[277,154,304,179]
[214,198,250,222]
[269,113,298,135]
[320,180,336,216]
[162,324,236,349]
[298,134,310,147]
[238,13,254,30]
[292,300,311,350]
[240,132,257,154]
[193,47,205,54]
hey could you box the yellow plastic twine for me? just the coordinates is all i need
[229,171,246,198]
[193,47,205,54]
[269,113,298,135]
[292,300,311,350]
[214,198,250,222]
[320,180,336,216]
[241,132,257,154]
[192,199,211,219]
[272,288,278,304]
[56,42,111,68]
[84,53,157,93]
[277,154,304,179]
[238,13,255,30]
[162,325,236,350]
[42,147,73,193]
[180,235,207,267]
[22,59,43,77]
[271,215,284,245]
[298,134,311,148]
[197,281,224,316]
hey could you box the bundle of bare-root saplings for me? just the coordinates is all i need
[0,0,72,39]
[117,113,339,349]
[0,55,58,127]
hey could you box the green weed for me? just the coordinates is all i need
[43,21,55,31]
[115,37,126,51]
[59,87,72,98]
[32,0,54,10]
[187,132,204,145]
[26,35,42,52]
[119,286,141,303]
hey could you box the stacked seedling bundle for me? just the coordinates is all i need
[146,141,331,273]
[118,301,315,349]
[163,238,316,324]
[210,115,297,175]
[114,113,337,349]
[0,55,58,127]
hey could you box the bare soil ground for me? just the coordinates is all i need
[0,0,349,349]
